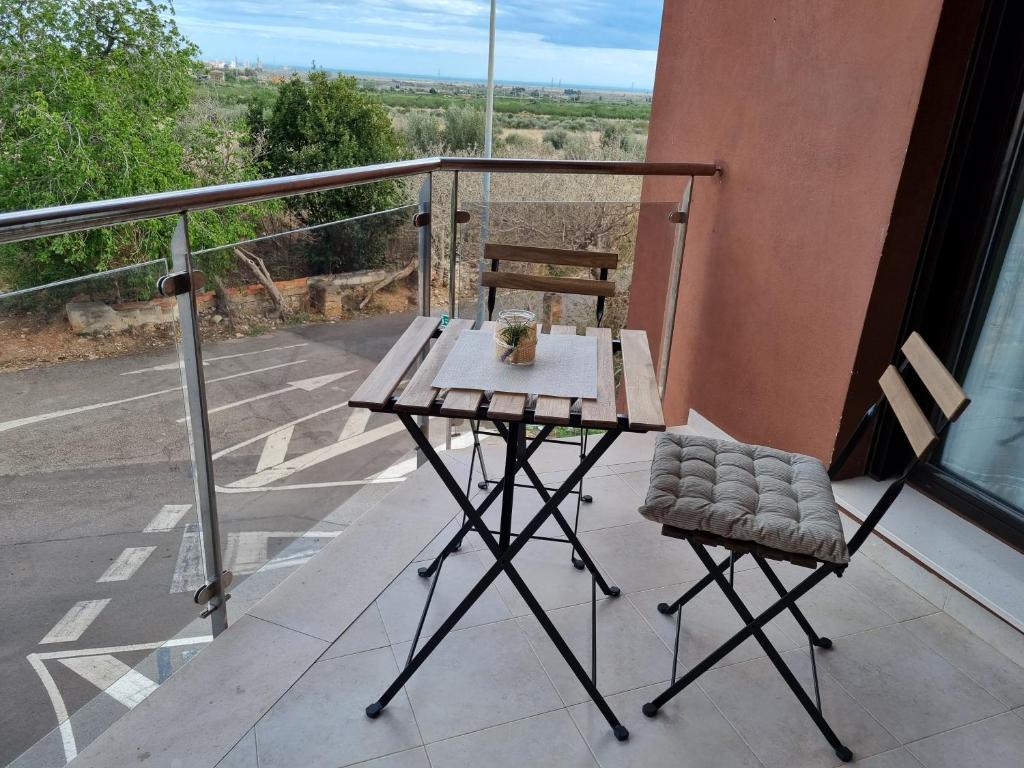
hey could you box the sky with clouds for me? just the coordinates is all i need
[172,1,663,89]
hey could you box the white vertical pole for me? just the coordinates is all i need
[478,0,497,324]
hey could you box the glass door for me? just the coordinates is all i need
[939,176,1024,512]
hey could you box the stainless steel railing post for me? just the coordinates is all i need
[416,175,433,465]
[169,214,229,635]
[658,177,694,399]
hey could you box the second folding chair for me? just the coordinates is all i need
[635,332,970,762]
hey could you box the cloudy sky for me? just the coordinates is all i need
[172,1,663,89]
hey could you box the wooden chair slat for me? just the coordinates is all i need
[349,315,440,409]
[484,243,618,270]
[440,389,483,418]
[534,325,577,425]
[580,327,618,429]
[620,329,666,431]
[901,331,970,421]
[481,271,615,298]
[879,365,938,458]
[394,318,474,414]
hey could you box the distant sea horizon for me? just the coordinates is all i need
[211,59,651,93]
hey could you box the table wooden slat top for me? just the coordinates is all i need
[580,327,620,429]
[620,329,666,431]
[394,318,474,414]
[533,325,578,424]
[354,316,665,432]
[349,315,440,409]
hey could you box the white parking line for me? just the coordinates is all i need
[211,401,352,460]
[0,360,306,434]
[227,421,406,488]
[28,635,213,763]
[215,478,402,493]
[179,370,355,423]
[339,408,371,441]
[60,655,157,708]
[256,425,293,472]
[170,523,204,593]
[97,547,156,583]
[120,343,309,375]
[143,504,193,532]
[40,599,111,644]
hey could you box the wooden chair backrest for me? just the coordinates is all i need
[877,332,970,459]
[482,243,618,322]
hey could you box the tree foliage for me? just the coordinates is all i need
[248,72,408,273]
[0,1,266,290]
[249,72,406,226]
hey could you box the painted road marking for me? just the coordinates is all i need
[120,343,309,375]
[0,360,306,434]
[216,478,401,493]
[339,408,371,441]
[211,401,352,460]
[28,635,212,763]
[227,421,406,488]
[143,504,193,532]
[97,547,156,583]
[256,425,293,472]
[224,530,343,575]
[178,369,356,423]
[60,655,158,708]
[170,523,204,593]
[40,599,111,644]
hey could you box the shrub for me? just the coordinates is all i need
[543,128,569,149]
[443,105,485,151]
[404,111,441,154]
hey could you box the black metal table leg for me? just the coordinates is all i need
[366,416,629,741]
[416,424,555,579]
[491,421,621,597]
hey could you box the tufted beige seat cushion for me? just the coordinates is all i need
[639,433,849,564]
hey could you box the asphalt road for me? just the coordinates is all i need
[0,313,426,765]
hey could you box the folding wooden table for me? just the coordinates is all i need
[348,315,665,740]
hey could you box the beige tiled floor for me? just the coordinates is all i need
[213,431,1024,768]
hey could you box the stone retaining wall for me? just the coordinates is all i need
[65,269,393,334]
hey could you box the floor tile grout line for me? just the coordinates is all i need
[248,613,337,645]
[385,642,430,757]
[902,707,1024,751]
[801,647,903,752]
[693,678,771,768]
[898,614,1024,711]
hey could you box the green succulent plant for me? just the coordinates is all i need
[499,319,533,360]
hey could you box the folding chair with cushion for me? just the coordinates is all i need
[637,332,970,762]
[456,242,618,568]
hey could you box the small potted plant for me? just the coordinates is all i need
[494,309,537,365]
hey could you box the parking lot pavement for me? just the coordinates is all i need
[0,313,442,765]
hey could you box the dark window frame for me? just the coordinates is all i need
[871,0,1024,550]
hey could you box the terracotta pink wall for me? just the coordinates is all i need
[630,0,943,461]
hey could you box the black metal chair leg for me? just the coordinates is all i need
[642,555,836,712]
[754,555,832,649]
[647,543,852,762]
[657,553,746,615]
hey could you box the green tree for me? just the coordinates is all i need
[250,72,405,226]
[248,72,407,272]
[0,1,265,290]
